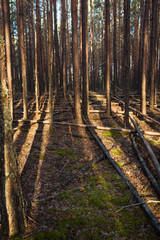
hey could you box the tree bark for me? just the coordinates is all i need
[71,0,82,123]
[2,0,13,120]
[61,0,67,100]
[0,9,27,236]
[53,0,60,96]
[149,0,158,110]
[18,0,28,119]
[113,0,117,94]
[141,0,150,114]
[105,0,111,117]
[81,0,89,116]
[123,0,130,127]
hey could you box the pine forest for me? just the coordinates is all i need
[1,0,160,239]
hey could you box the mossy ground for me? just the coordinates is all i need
[9,97,159,240]
[12,165,157,240]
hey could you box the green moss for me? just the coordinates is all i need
[117,161,124,166]
[33,230,66,240]
[111,192,131,206]
[102,130,121,137]
[69,155,78,161]
[110,148,123,155]
[150,139,160,145]
[52,149,73,156]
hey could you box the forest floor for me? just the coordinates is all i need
[9,92,160,240]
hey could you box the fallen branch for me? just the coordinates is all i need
[130,133,160,196]
[116,200,160,213]
[130,116,160,178]
[89,110,106,113]
[35,154,104,203]
[82,116,160,233]
[112,95,160,127]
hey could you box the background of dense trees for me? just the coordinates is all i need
[0,0,160,236]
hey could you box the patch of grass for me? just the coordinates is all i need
[102,130,121,137]
[52,149,73,156]
[69,155,78,161]
[110,148,123,155]
[150,139,160,145]
[117,161,124,166]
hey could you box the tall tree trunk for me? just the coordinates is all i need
[118,0,122,87]
[141,0,150,114]
[79,0,82,92]
[90,0,94,90]
[133,1,139,90]
[53,0,60,96]
[36,0,44,93]
[19,0,28,119]
[149,0,158,110]
[28,2,34,93]
[101,0,104,90]
[138,0,144,94]
[105,0,111,117]
[2,0,13,120]
[81,0,89,116]
[66,0,72,88]
[16,0,22,92]
[71,0,82,123]
[0,9,27,236]
[48,1,53,129]
[123,0,130,126]
[43,0,48,93]
[113,0,117,94]
[61,0,67,100]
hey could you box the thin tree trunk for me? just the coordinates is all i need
[53,0,60,95]
[81,0,89,116]
[105,0,111,117]
[141,0,150,114]
[118,0,122,87]
[43,0,48,93]
[101,0,104,90]
[123,0,130,127]
[138,0,144,94]
[19,0,28,119]
[48,1,53,129]
[61,0,67,100]
[149,0,158,110]
[113,0,117,94]
[133,1,139,90]
[2,0,13,120]
[90,0,94,90]
[71,0,82,123]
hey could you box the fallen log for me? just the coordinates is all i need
[82,116,160,233]
[89,110,106,113]
[130,133,160,196]
[130,116,160,178]
[12,118,160,136]
[112,96,160,127]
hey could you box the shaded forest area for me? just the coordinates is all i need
[1,0,160,239]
